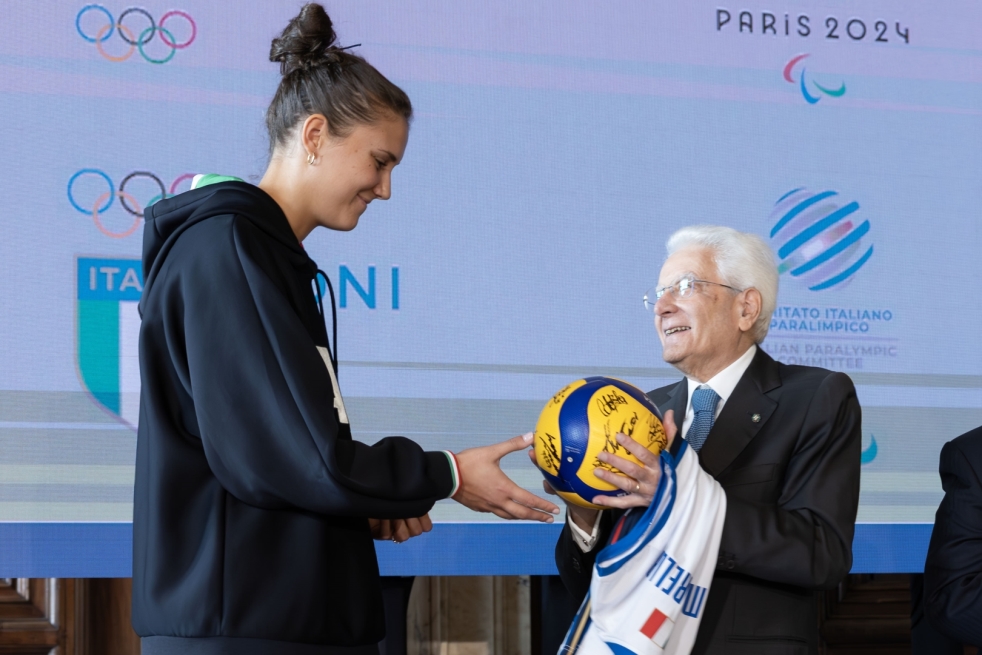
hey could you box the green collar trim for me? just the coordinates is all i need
[191,174,245,189]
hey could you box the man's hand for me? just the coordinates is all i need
[591,409,676,509]
[454,433,560,522]
[369,514,433,543]
[527,409,678,517]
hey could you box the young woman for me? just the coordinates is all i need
[131,5,558,654]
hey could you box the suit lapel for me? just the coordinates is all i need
[658,379,688,458]
[698,348,782,477]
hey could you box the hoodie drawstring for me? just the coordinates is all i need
[313,269,338,374]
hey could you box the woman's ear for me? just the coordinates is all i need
[301,114,329,159]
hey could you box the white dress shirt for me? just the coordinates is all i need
[680,344,757,441]
[568,345,757,551]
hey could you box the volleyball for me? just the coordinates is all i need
[533,377,668,510]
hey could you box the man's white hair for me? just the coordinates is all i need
[666,225,778,343]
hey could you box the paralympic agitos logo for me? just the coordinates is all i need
[68,169,194,238]
[76,5,196,64]
[783,54,845,105]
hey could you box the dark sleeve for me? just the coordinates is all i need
[555,511,616,602]
[924,439,982,646]
[718,372,861,589]
[172,217,453,518]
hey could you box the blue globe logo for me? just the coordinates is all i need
[769,188,873,291]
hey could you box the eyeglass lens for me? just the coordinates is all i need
[645,275,697,311]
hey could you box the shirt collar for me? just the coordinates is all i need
[685,344,757,404]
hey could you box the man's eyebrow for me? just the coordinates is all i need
[661,271,697,285]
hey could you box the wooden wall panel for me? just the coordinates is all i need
[408,576,530,655]
[0,578,83,655]
[3,573,976,655]
[85,580,139,655]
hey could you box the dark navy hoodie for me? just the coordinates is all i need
[132,181,455,654]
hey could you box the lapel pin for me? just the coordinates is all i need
[751,413,761,423]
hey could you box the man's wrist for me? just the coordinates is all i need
[569,506,600,534]
[567,509,602,553]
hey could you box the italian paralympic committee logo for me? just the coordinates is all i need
[68,169,194,238]
[77,257,143,428]
[76,5,195,64]
[769,188,873,291]
[783,54,845,104]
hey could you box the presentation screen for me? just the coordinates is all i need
[1,1,980,576]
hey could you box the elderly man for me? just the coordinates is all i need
[552,225,862,654]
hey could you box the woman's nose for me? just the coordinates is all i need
[375,172,391,200]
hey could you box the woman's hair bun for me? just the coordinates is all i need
[265,2,412,152]
[269,3,339,76]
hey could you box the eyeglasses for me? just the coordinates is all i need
[643,274,742,312]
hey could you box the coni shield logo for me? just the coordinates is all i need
[76,5,196,64]
[783,54,845,104]
[768,188,873,291]
[76,257,143,428]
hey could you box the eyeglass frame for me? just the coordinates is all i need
[643,273,743,312]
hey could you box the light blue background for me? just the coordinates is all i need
[0,0,980,572]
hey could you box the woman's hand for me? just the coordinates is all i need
[590,409,676,509]
[369,514,433,543]
[453,433,561,522]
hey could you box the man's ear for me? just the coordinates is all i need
[738,288,762,332]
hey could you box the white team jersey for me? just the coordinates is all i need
[560,441,727,655]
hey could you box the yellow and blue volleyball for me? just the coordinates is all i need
[533,377,667,510]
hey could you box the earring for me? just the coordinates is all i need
[306,152,316,165]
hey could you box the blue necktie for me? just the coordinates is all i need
[687,386,721,453]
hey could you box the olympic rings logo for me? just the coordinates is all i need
[68,169,194,238]
[76,5,196,64]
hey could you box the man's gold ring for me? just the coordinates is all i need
[634,481,641,493]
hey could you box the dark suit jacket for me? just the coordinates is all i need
[924,426,982,647]
[556,348,861,655]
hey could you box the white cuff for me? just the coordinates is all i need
[568,510,603,553]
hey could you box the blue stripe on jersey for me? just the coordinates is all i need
[595,454,678,577]
[670,438,689,466]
